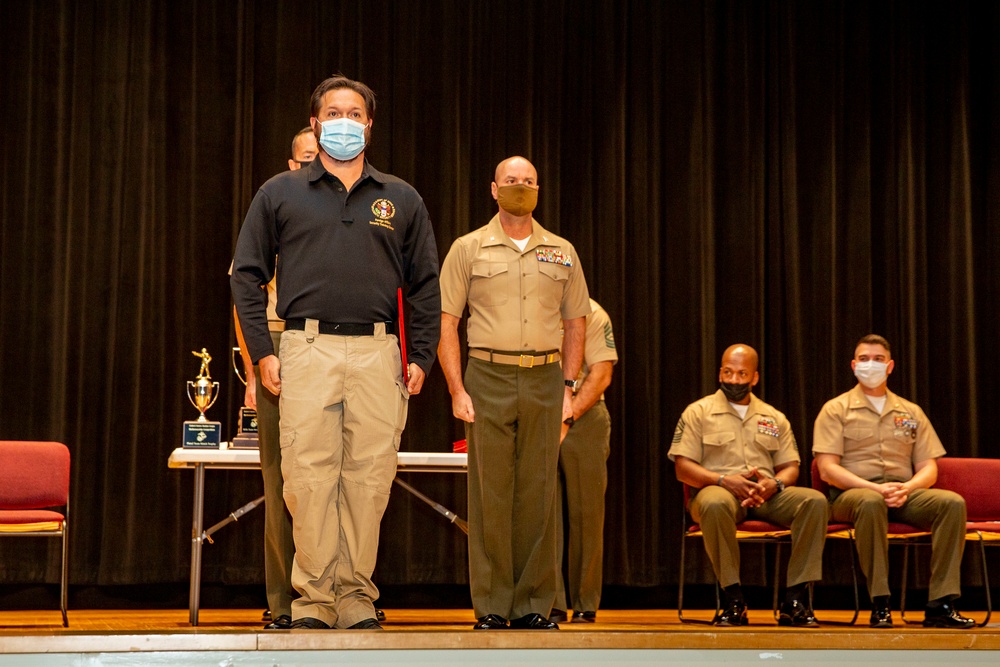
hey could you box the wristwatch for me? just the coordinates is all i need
[773,478,785,493]
[564,379,579,391]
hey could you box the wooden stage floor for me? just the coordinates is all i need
[1,607,999,655]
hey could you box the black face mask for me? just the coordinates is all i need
[720,382,752,402]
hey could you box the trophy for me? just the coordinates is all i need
[182,348,222,448]
[230,346,260,449]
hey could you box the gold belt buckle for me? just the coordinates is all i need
[518,354,536,368]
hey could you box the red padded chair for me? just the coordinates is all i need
[678,484,790,624]
[931,457,1000,627]
[0,441,71,626]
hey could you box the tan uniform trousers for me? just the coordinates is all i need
[256,330,295,618]
[278,321,408,628]
[554,400,611,613]
[689,485,828,589]
[465,357,563,620]
[829,487,966,600]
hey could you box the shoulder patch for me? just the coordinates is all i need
[672,418,686,443]
[603,322,616,349]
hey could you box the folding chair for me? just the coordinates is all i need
[677,484,790,624]
[0,440,71,627]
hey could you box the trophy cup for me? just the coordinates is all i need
[230,346,260,449]
[182,348,222,448]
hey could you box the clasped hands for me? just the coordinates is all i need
[719,467,778,508]
[875,481,909,508]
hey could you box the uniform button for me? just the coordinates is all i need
[523,296,527,300]
[337,187,343,192]
[523,319,528,323]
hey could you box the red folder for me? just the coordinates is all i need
[397,287,409,385]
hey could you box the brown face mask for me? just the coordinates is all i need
[496,184,538,217]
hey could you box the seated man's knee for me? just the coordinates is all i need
[846,489,886,518]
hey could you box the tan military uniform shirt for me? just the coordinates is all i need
[578,299,618,399]
[812,385,945,482]
[229,261,284,332]
[668,390,799,478]
[440,215,591,351]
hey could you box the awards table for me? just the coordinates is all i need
[168,446,468,625]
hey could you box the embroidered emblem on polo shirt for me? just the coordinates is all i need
[536,248,573,267]
[370,198,396,230]
[893,413,917,438]
[757,416,779,437]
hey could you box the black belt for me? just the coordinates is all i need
[284,318,393,336]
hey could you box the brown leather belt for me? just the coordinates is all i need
[469,348,561,368]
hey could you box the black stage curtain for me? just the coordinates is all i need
[1,1,998,597]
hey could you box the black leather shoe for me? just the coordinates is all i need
[869,601,893,628]
[549,608,568,623]
[473,614,508,629]
[571,611,596,623]
[262,609,272,622]
[510,613,559,629]
[290,617,331,630]
[778,600,818,628]
[375,609,386,622]
[923,602,975,629]
[347,618,383,630]
[715,599,748,626]
[264,614,291,629]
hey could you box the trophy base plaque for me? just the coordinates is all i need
[231,406,260,449]
[231,434,260,449]
[183,420,223,449]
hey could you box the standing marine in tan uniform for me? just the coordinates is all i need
[438,156,591,630]
[551,298,617,624]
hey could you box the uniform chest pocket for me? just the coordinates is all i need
[702,431,737,467]
[536,261,570,309]
[754,433,779,451]
[470,262,509,307]
[844,427,875,442]
[703,431,736,447]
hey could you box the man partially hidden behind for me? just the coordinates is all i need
[813,334,974,629]
[232,126,317,630]
[668,344,827,627]
[231,75,441,630]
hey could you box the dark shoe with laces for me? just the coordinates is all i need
[777,600,818,628]
[571,611,596,623]
[290,617,331,630]
[264,614,291,629]
[510,613,559,629]
[715,599,748,626]
[923,602,975,629]
[473,614,509,629]
[347,618,383,630]
[869,599,893,628]
[549,608,568,623]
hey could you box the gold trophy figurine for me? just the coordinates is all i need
[186,348,220,423]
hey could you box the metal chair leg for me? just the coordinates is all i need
[60,518,69,628]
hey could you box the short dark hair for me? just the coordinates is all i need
[309,75,376,119]
[855,334,891,356]
[290,126,313,158]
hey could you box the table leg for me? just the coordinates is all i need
[188,462,206,626]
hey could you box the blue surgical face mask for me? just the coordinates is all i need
[318,118,368,161]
